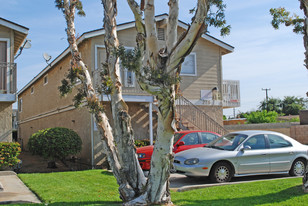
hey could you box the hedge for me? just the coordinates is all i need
[0,142,21,169]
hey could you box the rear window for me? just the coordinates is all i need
[268,134,292,148]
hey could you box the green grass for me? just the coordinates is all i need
[17,170,308,206]
[18,170,121,205]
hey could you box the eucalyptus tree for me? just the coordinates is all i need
[55,0,230,204]
[55,0,146,202]
[270,0,308,70]
[123,0,230,204]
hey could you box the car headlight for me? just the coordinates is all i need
[137,153,146,158]
[184,158,199,165]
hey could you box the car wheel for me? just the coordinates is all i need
[289,159,306,176]
[210,162,233,183]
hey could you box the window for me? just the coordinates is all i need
[124,69,135,87]
[244,135,266,150]
[121,47,135,87]
[18,98,22,112]
[200,132,219,144]
[0,41,8,92]
[268,134,292,148]
[43,75,48,85]
[180,53,196,76]
[181,133,199,145]
[31,86,34,94]
[157,28,165,40]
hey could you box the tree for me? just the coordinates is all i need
[55,0,146,202]
[125,0,229,204]
[56,0,229,204]
[270,1,308,70]
[281,96,307,115]
[259,97,282,114]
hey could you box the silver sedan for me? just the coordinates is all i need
[174,130,308,183]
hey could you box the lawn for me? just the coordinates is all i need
[18,170,308,206]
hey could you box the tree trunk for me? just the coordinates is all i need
[102,0,146,200]
[61,0,145,202]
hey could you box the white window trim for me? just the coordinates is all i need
[30,86,34,94]
[95,45,136,87]
[43,74,48,85]
[0,38,11,92]
[180,52,197,76]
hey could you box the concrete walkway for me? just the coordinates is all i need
[0,171,41,204]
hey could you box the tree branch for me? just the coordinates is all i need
[168,0,208,73]
[144,0,158,60]
[166,0,178,52]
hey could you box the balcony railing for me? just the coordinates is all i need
[0,62,17,94]
[222,80,240,108]
[93,70,240,108]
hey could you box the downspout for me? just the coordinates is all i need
[91,114,94,169]
[149,102,153,145]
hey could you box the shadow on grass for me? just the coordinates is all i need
[173,185,307,206]
[101,170,114,176]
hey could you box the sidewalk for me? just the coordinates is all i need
[0,171,41,204]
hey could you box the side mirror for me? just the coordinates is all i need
[178,141,185,146]
[241,145,251,151]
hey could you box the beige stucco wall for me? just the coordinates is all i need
[18,40,94,164]
[19,108,92,163]
[0,102,12,142]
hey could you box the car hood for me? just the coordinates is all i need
[175,147,231,159]
[136,145,154,153]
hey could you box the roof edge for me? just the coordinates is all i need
[0,17,29,34]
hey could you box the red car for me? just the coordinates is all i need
[136,130,220,170]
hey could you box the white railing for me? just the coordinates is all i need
[222,80,240,108]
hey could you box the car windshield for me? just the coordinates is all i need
[174,133,183,144]
[206,133,248,151]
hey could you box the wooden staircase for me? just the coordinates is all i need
[175,95,228,135]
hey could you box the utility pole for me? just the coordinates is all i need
[262,88,271,110]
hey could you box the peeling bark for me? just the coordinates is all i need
[127,0,209,205]
[61,0,145,202]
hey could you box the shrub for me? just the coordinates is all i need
[28,127,82,162]
[0,142,21,169]
[242,110,278,124]
[135,139,152,147]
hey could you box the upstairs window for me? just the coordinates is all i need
[180,53,197,76]
[31,86,34,94]
[121,47,135,88]
[157,28,165,41]
[124,69,135,87]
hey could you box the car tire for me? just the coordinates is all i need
[210,162,233,183]
[289,159,306,176]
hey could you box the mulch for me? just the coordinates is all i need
[17,151,78,173]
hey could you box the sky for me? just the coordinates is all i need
[1,0,307,117]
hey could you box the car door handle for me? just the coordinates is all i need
[289,152,294,155]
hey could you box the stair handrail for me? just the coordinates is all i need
[176,95,228,135]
